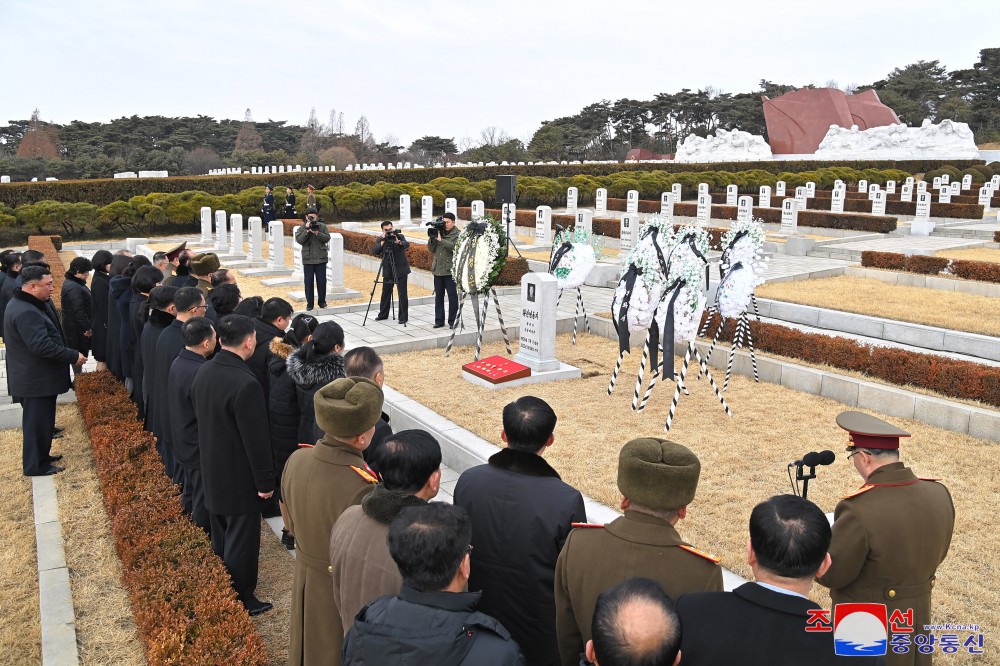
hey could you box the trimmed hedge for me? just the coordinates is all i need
[28,235,65,312]
[700,315,1000,407]
[861,250,1000,284]
[333,226,530,286]
[74,372,268,665]
[995,231,1000,243]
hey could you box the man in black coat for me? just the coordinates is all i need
[150,287,205,482]
[583,578,682,666]
[247,297,292,395]
[167,317,216,532]
[60,257,94,374]
[454,396,586,666]
[373,221,411,324]
[344,503,525,666]
[138,286,176,428]
[677,495,882,666]
[4,266,85,476]
[191,314,275,616]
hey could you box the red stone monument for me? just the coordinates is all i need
[762,88,900,155]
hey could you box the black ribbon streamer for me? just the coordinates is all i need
[613,264,642,355]
[720,229,749,279]
[548,241,574,274]
[652,278,681,379]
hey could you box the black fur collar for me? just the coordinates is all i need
[286,348,346,388]
[12,288,46,311]
[488,448,561,479]
[362,485,427,525]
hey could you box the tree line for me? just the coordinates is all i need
[1,48,996,181]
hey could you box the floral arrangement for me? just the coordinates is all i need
[716,217,767,318]
[665,225,711,342]
[549,227,602,290]
[612,216,675,331]
[452,213,508,295]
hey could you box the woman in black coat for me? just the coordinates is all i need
[285,321,346,445]
[60,257,94,366]
[106,254,132,380]
[127,265,163,408]
[89,250,113,371]
[0,251,21,341]
[268,313,318,549]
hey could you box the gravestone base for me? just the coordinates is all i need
[463,362,580,390]
[225,259,268,269]
[286,287,360,303]
[262,276,302,287]
[784,236,816,256]
[240,267,294,277]
[910,219,936,236]
[215,253,247,262]
[341,222,364,232]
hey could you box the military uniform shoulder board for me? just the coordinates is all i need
[350,465,379,484]
[571,522,605,529]
[841,484,876,499]
[678,544,721,564]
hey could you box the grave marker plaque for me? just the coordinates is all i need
[535,206,553,244]
[215,210,228,250]
[780,198,798,234]
[858,179,868,193]
[671,183,682,204]
[886,180,897,194]
[726,184,738,206]
[267,221,285,269]
[576,209,593,235]
[399,194,411,223]
[696,193,711,226]
[775,181,786,197]
[939,188,952,204]
[620,214,637,252]
[626,190,639,214]
[900,183,913,202]
[513,272,560,372]
[200,207,213,243]
[248,216,264,261]
[915,192,931,219]
[659,192,675,218]
[737,196,753,223]
[445,198,457,217]
[805,181,816,198]
[872,191,887,216]
[831,187,845,213]
[566,186,578,212]
[595,188,608,213]
[978,185,993,211]
[471,200,485,221]
[758,185,771,209]
[421,195,433,223]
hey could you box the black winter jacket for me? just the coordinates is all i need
[286,347,345,444]
[150,320,185,446]
[343,586,526,666]
[248,317,286,396]
[267,337,300,475]
[60,274,92,355]
[136,309,174,424]
[0,270,19,340]
[3,290,79,399]
[107,275,131,379]
[167,348,208,469]
[90,270,110,362]
[453,449,586,666]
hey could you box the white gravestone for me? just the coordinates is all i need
[950,182,960,196]
[399,194,411,223]
[566,187,578,212]
[805,182,816,198]
[900,183,913,202]
[917,181,928,193]
[229,214,244,256]
[501,203,517,226]
[671,183,682,204]
[775,181,786,197]
[513,273,561,372]
[758,185,771,209]
[872,191,887,216]
[915,192,932,220]
[858,179,868,193]
[780,198,799,234]
[626,190,639,214]
[726,184,738,206]
[932,176,942,189]
[912,191,935,235]
[214,210,228,250]
[941,174,950,185]
[268,221,286,269]
[906,177,915,187]
[698,183,709,197]
[421,196,434,223]
[886,180,897,194]
[868,183,879,200]
[248,216,264,261]
[291,226,304,279]
[535,206,553,244]
[595,188,608,213]
[0,176,9,184]
[737,196,754,223]
[834,179,844,189]
[992,175,1000,190]
[620,214,638,252]
[471,200,485,221]
[200,207,213,244]
[326,234,345,291]
[831,187,845,214]
[939,188,952,204]
[659,193,675,218]
[445,198,457,217]
[978,186,993,212]
[575,210,593,235]
[795,186,808,210]
[696,193,712,226]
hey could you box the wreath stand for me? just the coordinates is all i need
[696,293,762,390]
[556,288,591,345]
[444,287,511,361]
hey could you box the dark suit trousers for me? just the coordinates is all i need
[434,275,458,327]
[303,263,327,308]
[378,275,408,322]
[156,435,177,482]
[21,395,57,475]
[183,466,210,534]
[209,511,261,606]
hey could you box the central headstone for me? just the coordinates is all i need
[872,191,887,216]
[576,209,593,235]
[620,214,638,252]
[758,185,772,209]
[513,273,563,373]
[566,187,578,212]
[200,207,213,244]
[911,191,934,235]
[421,195,433,223]
[780,198,798,234]
[535,206,553,244]
[831,186,845,214]
[659,192,675,218]
[399,194,411,224]
[626,190,639,214]
[696,193,711,226]
[595,188,608,214]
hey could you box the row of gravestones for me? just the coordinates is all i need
[196,207,346,288]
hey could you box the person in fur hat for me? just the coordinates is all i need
[286,321,346,444]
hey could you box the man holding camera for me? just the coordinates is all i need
[427,212,460,329]
[373,221,410,324]
[294,213,331,311]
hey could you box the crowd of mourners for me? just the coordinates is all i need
[1,241,952,666]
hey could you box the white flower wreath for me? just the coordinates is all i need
[717,217,767,319]
[665,225,710,342]
[550,227,601,290]
[613,216,675,331]
[452,214,507,295]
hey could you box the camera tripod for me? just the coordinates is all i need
[363,237,404,327]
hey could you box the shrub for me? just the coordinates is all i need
[73,372,268,665]
[860,250,1000,284]
[949,259,1000,283]
[861,251,908,271]
[906,255,950,274]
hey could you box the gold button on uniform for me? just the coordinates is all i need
[888,589,896,598]
[327,565,333,573]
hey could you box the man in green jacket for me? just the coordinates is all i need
[427,212,460,328]
[294,214,331,311]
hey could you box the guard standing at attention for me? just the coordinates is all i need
[262,184,275,224]
[817,411,955,666]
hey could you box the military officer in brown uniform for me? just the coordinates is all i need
[817,411,955,666]
[282,377,383,666]
[554,437,723,666]
[190,252,220,296]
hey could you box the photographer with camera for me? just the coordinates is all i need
[373,221,410,324]
[294,213,331,311]
[427,212,460,329]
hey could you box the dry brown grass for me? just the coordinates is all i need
[54,404,144,665]
[383,333,1000,659]
[756,275,1000,337]
[252,524,295,665]
[0,429,41,665]
[935,248,1000,264]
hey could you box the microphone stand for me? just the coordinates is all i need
[794,463,818,500]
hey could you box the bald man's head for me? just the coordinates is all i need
[590,578,681,666]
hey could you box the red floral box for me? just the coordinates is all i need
[462,355,531,384]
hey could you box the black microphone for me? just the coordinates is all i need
[789,450,835,467]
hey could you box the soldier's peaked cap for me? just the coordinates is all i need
[837,411,910,450]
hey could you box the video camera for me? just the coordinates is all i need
[304,214,323,231]
[426,216,448,238]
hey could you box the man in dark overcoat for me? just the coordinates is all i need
[191,314,275,616]
[372,221,411,324]
[4,265,85,476]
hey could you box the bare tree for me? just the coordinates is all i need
[479,126,510,147]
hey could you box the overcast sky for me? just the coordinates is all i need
[1,0,994,147]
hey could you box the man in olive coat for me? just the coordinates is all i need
[817,411,955,666]
[191,314,275,616]
[427,212,460,328]
[554,437,723,666]
[282,376,382,666]
[4,266,85,476]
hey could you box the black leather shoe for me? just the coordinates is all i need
[375,315,388,321]
[281,529,295,550]
[38,465,64,476]
[398,319,407,325]
[318,302,328,309]
[53,427,65,436]
[48,455,63,463]
[51,432,64,440]
[433,323,445,329]
[245,598,273,616]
